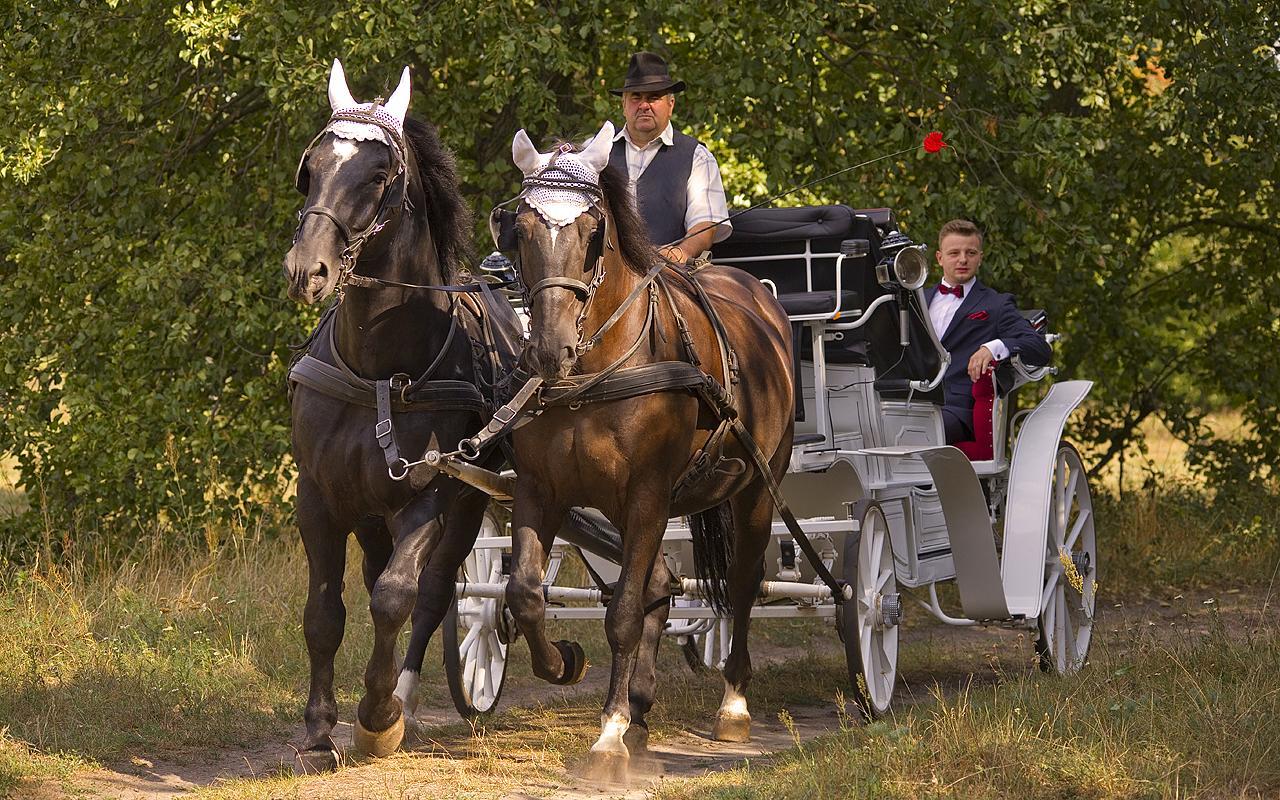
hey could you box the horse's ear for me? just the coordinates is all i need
[384,66,410,127]
[328,59,357,111]
[579,121,615,174]
[512,129,550,177]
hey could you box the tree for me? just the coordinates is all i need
[1,0,1276,553]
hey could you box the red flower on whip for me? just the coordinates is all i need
[923,131,948,153]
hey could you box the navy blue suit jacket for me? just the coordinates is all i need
[925,280,1053,438]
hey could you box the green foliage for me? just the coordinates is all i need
[1,1,1277,546]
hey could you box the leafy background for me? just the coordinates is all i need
[1,0,1276,553]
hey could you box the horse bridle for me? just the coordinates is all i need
[490,153,613,355]
[292,108,414,298]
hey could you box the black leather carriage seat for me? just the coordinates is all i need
[711,206,908,420]
[711,205,899,358]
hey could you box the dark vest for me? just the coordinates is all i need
[608,129,701,247]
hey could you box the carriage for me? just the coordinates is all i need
[438,202,1097,720]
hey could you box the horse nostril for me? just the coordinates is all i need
[315,262,329,282]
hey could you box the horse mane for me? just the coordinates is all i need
[598,162,661,276]
[403,116,473,280]
[553,139,659,275]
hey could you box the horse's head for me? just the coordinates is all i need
[508,122,615,381]
[285,59,412,304]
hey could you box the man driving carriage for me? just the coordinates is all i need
[606,51,731,263]
[927,218,1054,444]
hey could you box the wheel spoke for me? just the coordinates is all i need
[1065,508,1091,552]
[1041,585,1057,643]
[876,566,893,591]
[1062,467,1080,520]
[869,527,885,577]
[474,634,489,699]
[1064,600,1079,670]
[1041,570,1059,609]
[1055,586,1068,672]
[460,622,482,657]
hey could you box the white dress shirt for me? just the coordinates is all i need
[929,277,1008,360]
[612,123,732,248]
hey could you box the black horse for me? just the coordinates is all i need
[282,60,519,767]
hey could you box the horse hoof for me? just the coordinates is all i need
[352,714,405,758]
[552,640,588,685]
[293,745,340,774]
[622,723,649,754]
[583,748,629,784]
[712,712,751,743]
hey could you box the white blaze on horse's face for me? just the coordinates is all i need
[330,138,360,171]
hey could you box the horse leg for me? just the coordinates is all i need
[505,482,577,684]
[712,487,773,743]
[587,492,668,780]
[353,516,393,593]
[353,480,459,757]
[623,549,672,756]
[394,486,489,720]
[297,475,353,770]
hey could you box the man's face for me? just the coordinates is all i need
[936,233,984,285]
[622,91,674,139]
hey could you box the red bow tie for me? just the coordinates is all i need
[938,283,964,298]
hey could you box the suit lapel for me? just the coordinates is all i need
[941,280,987,346]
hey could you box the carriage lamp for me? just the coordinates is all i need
[874,231,929,291]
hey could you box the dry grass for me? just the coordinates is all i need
[0,530,392,795]
[654,624,1280,800]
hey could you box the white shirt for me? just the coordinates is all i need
[612,123,731,249]
[929,277,1009,361]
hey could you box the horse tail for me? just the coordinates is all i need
[688,502,735,614]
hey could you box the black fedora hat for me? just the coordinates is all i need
[609,51,686,96]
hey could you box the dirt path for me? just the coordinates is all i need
[44,586,1278,799]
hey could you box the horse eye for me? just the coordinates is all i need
[371,172,388,185]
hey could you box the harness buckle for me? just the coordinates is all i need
[374,419,393,439]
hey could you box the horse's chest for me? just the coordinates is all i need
[291,393,447,502]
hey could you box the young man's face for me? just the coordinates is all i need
[936,233,984,285]
[622,91,675,139]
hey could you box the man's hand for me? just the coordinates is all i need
[659,244,687,263]
[967,345,996,383]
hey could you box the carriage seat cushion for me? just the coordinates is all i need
[717,204,859,244]
[953,372,996,461]
[777,290,861,317]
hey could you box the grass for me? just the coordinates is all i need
[0,427,1277,798]
[654,623,1280,799]
[0,529,401,796]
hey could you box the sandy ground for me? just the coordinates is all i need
[36,585,1279,800]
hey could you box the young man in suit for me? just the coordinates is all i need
[926,219,1053,444]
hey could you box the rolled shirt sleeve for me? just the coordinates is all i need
[686,144,732,244]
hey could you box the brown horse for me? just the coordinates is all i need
[501,122,795,775]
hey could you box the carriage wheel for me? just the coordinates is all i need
[837,500,900,718]
[1034,444,1097,675]
[443,509,509,719]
